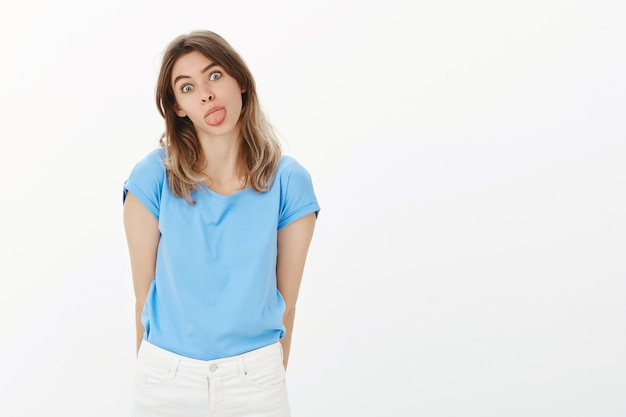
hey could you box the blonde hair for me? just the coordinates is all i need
[155,30,282,203]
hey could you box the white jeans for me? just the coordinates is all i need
[133,340,291,417]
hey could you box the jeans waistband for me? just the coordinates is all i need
[138,340,283,377]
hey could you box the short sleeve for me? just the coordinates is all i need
[122,149,166,220]
[277,157,320,231]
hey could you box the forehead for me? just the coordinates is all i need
[171,51,215,82]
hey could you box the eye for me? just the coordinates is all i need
[181,84,193,93]
[209,71,221,81]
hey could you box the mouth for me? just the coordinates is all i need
[204,107,226,126]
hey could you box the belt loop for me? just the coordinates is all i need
[238,356,246,380]
[172,358,181,379]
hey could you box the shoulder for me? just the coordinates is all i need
[124,149,167,217]
[276,155,311,179]
[275,155,320,229]
[128,148,166,179]
[125,148,167,192]
[274,155,316,195]
[135,148,166,170]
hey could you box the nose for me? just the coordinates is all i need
[200,85,214,103]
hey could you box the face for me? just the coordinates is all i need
[171,51,245,140]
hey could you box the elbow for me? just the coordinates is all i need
[283,304,296,320]
[135,297,147,313]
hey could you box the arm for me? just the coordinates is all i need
[123,191,161,354]
[276,212,317,370]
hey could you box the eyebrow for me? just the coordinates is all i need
[173,63,220,85]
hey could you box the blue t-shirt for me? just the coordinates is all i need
[123,149,320,360]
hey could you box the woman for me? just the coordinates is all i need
[123,30,319,417]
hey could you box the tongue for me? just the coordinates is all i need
[205,109,226,126]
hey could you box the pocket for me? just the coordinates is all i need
[134,358,173,389]
[244,352,286,389]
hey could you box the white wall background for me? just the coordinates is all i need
[0,0,624,415]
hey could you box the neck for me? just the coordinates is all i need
[198,132,242,184]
